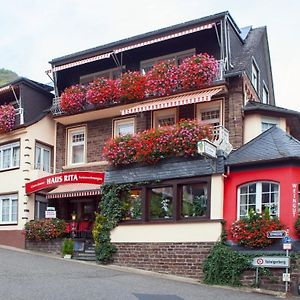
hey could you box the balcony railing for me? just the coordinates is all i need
[212,125,232,155]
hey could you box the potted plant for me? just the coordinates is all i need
[61,238,74,259]
[179,53,218,90]
[120,71,146,101]
[60,84,86,114]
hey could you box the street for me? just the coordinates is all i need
[0,247,284,300]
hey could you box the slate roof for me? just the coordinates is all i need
[105,156,224,185]
[50,11,239,65]
[243,101,300,118]
[0,77,53,93]
[226,126,300,167]
[227,27,266,75]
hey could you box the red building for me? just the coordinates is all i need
[224,126,300,240]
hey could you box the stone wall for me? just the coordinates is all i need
[25,239,63,255]
[113,242,214,279]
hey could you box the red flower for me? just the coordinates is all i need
[60,84,86,114]
[120,71,146,101]
[86,77,121,107]
[0,104,16,133]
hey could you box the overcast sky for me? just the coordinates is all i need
[0,0,299,110]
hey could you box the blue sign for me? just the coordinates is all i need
[283,236,293,244]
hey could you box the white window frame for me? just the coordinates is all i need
[35,142,52,172]
[140,49,195,75]
[80,66,124,84]
[197,100,223,127]
[0,194,18,224]
[251,58,260,93]
[0,141,20,171]
[153,108,177,129]
[67,127,86,166]
[113,118,136,138]
[262,82,269,104]
[237,181,280,219]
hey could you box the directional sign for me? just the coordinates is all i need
[267,230,286,238]
[252,257,290,268]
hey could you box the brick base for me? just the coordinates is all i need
[0,230,25,249]
[113,242,215,279]
[25,239,63,255]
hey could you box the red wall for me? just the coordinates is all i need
[224,165,300,239]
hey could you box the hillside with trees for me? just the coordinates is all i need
[0,68,18,86]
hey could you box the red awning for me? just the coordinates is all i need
[121,87,223,116]
[47,22,214,73]
[46,184,100,199]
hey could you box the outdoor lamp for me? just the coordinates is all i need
[71,212,76,221]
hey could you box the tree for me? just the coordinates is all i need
[0,68,18,86]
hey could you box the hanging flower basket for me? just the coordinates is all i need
[179,53,219,90]
[86,77,121,107]
[145,59,179,97]
[60,84,86,114]
[0,104,16,133]
[120,71,146,101]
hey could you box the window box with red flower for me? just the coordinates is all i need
[0,104,16,133]
[60,84,86,114]
[120,71,146,101]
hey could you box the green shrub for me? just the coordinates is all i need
[61,238,74,256]
[25,218,66,241]
[295,216,300,236]
[203,242,251,286]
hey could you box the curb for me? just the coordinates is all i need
[0,245,289,298]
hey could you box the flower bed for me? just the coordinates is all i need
[231,210,283,248]
[24,218,67,241]
[59,53,219,114]
[102,119,212,166]
[0,104,16,133]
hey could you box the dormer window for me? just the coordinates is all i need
[251,59,259,92]
[262,83,269,104]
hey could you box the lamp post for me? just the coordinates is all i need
[71,212,77,238]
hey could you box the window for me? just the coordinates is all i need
[35,143,51,172]
[0,142,20,171]
[35,195,48,219]
[261,117,278,133]
[251,59,259,92]
[149,187,173,220]
[122,189,142,220]
[181,183,208,218]
[67,127,86,165]
[80,67,123,84]
[262,83,269,104]
[153,108,176,128]
[140,49,195,74]
[113,118,135,137]
[197,101,222,127]
[238,181,279,218]
[0,194,18,224]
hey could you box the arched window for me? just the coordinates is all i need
[238,181,279,218]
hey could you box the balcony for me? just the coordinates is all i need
[51,56,225,116]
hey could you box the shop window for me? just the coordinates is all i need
[140,49,195,74]
[153,108,176,128]
[35,143,52,172]
[149,186,173,220]
[181,183,208,218]
[238,181,279,218]
[0,141,20,171]
[113,118,135,137]
[197,101,222,127]
[35,195,48,219]
[0,194,18,224]
[67,127,86,165]
[122,189,142,220]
